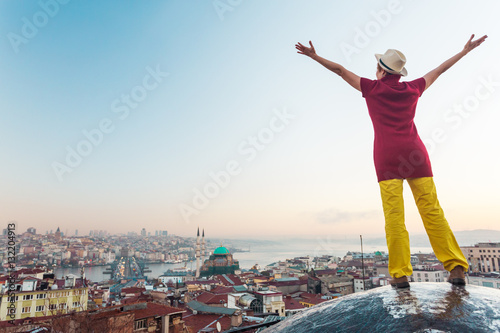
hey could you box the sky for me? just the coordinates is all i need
[1,0,499,240]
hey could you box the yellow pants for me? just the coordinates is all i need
[379,177,468,278]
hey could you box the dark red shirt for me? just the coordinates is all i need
[360,75,432,182]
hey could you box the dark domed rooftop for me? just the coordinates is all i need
[262,283,500,333]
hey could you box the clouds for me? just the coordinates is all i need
[316,208,380,225]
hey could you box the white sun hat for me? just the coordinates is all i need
[375,49,408,76]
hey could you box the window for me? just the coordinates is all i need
[72,302,80,308]
[59,303,67,310]
[8,295,18,302]
[49,304,57,310]
[36,305,45,312]
[23,294,34,301]
[22,307,31,313]
[134,319,147,330]
[37,294,46,299]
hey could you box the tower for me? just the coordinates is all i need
[201,229,206,263]
[196,227,200,278]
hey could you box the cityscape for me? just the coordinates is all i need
[1,225,499,332]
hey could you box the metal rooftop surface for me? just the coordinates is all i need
[187,301,237,316]
[261,283,500,333]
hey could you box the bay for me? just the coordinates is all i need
[53,237,433,282]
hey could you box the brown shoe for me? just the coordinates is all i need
[390,276,410,289]
[448,266,466,286]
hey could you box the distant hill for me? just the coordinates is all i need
[448,229,500,246]
[409,229,500,248]
[218,229,500,255]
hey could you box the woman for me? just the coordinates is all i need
[295,34,487,288]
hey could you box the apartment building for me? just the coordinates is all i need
[411,269,448,282]
[0,273,88,321]
[461,243,500,273]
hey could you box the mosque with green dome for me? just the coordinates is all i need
[199,244,240,277]
[194,228,240,277]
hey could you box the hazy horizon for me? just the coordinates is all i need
[11,227,500,248]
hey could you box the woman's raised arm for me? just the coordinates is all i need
[296,41,361,92]
[423,34,487,91]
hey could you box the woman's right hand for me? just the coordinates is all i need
[295,41,317,58]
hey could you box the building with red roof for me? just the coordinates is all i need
[267,279,307,295]
[214,274,244,287]
[0,302,188,333]
[195,292,229,306]
[296,292,330,308]
[282,295,305,316]
[121,286,146,298]
[210,285,235,294]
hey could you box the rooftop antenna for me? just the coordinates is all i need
[360,235,365,291]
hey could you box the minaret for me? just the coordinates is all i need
[201,229,206,263]
[196,227,200,278]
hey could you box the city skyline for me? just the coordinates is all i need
[1,1,499,239]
